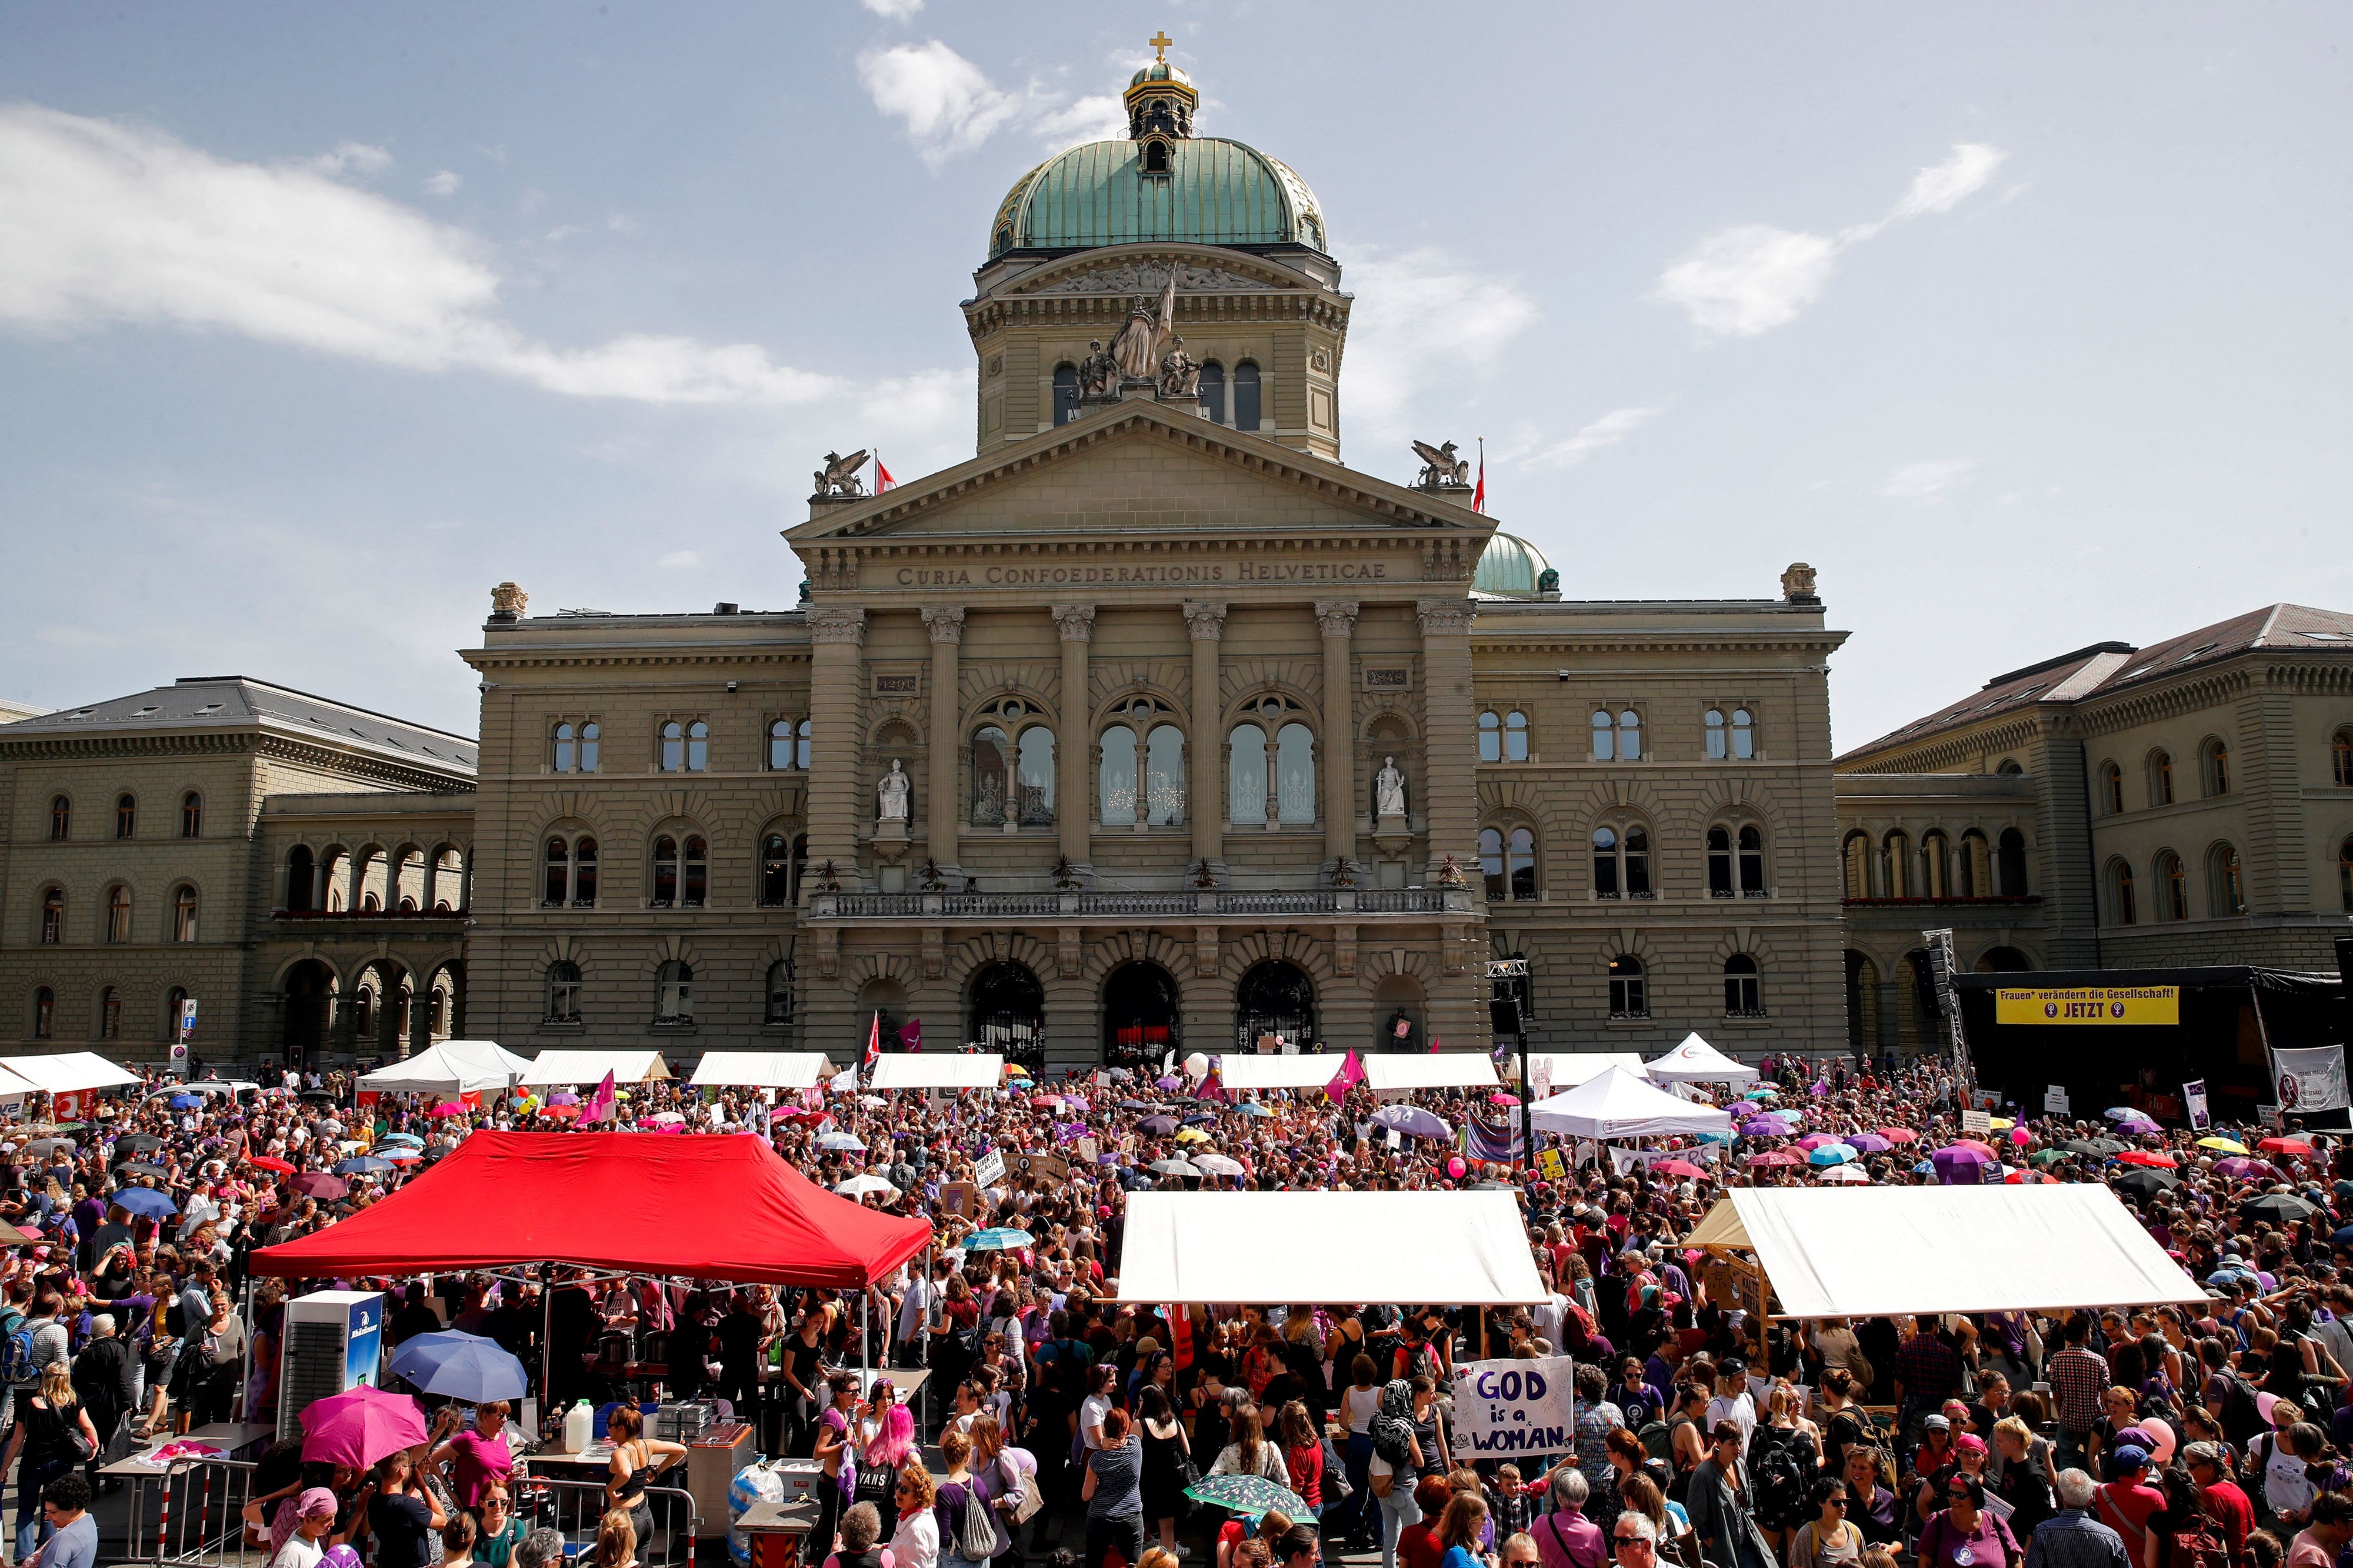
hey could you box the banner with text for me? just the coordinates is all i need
[1449,1355,1578,1456]
[2182,1079,2211,1131]
[2269,1047,2351,1115]
[1995,986,2179,1026]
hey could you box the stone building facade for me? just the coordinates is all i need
[1833,604,2353,1056]
[0,49,1859,1069]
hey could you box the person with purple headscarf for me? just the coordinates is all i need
[266,1487,338,1568]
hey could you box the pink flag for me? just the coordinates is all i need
[901,1017,922,1053]
[585,1069,616,1126]
[1324,1049,1364,1102]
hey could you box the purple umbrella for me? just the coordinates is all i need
[1155,1075,1182,1090]
[300,1383,428,1469]
[1930,1145,1992,1186]
[1138,1116,1177,1136]
[2215,1157,2282,1180]
[1845,1133,1893,1154]
[546,1090,581,1106]
[1740,1117,1794,1136]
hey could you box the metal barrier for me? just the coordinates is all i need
[116,1452,261,1568]
[512,1474,702,1568]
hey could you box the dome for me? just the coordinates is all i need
[1129,60,1192,91]
[988,136,1328,260]
[1474,533,1554,598]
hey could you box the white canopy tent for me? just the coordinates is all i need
[520,1049,674,1088]
[1219,1055,1348,1092]
[868,1053,1003,1092]
[1686,1186,2207,1319]
[689,1052,835,1090]
[1644,1032,1760,1084]
[1111,1190,1548,1305]
[1361,1053,1501,1096]
[1529,1065,1735,1140]
[357,1040,535,1096]
[1524,1053,1650,1089]
[0,1052,142,1095]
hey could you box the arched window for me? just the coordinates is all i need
[1708,825,1769,898]
[1706,708,1756,760]
[2098,761,2124,815]
[1478,711,1501,763]
[579,722,600,772]
[1608,956,1647,1017]
[352,983,375,1039]
[1232,361,1262,431]
[660,718,708,772]
[1275,722,1315,823]
[1099,723,1138,823]
[1480,826,1536,900]
[1729,708,1754,759]
[38,888,62,946]
[2155,849,2187,920]
[649,835,695,907]
[48,796,68,841]
[552,722,576,772]
[1739,825,1767,894]
[681,836,706,905]
[1592,823,1651,899]
[172,886,197,943]
[2339,837,2352,914]
[760,834,795,906]
[541,960,580,1023]
[164,986,188,1042]
[1507,826,1535,899]
[544,836,598,907]
[1144,723,1185,825]
[2209,843,2247,916]
[766,960,796,1025]
[2148,749,2174,807]
[685,720,708,772]
[973,725,1012,826]
[1997,829,2028,897]
[2109,859,2137,925]
[98,986,121,1041]
[115,793,136,839]
[1229,722,1267,826]
[179,791,202,838]
[1957,830,1989,897]
[1591,708,1641,761]
[2336,729,2353,789]
[1919,829,1951,898]
[104,885,130,944]
[2201,737,2231,797]
[1996,759,2024,776]
[1479,828,1506,900]
[1052,362,1080,426]
[1503,711,1529,761]
[655,960,693,1024]
[1881,830,1912,899]
[31,987,53,1041]
[1014,726,1056,825]
[285,846,315,912]
[769,719,801,770]
[660,720,685,772]
[1841,831,1871,899]
[1724,955,1762,1016]
[1198,361,1225,425]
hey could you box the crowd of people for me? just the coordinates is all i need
[0,1047,2345,1568]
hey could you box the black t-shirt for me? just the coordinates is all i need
[784,1334,823,1397]
[370,1492,432,1568]
[715,1312,763,1379]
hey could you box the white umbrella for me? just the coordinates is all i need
[1192,1153,1246,1177]
[859,1095,889,1108]
[836,1173,900,1199]
[1815,1164,1872,1184]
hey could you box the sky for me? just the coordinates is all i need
[2,3,2349,751]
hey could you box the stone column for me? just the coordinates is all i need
[1316,600,1358,871]
[1415,598,1479,877]
[1184,600,1227,870]
[922,606,966,869]
[805,606,868,889]
[1052,604,1095,870]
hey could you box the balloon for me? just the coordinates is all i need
[1183,1052,1210,1080]
[1445,1156,1467,1179]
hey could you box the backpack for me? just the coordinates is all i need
[1036,1339,1080,1398]
[954,1482,1000,1562]
[1638,1419,1674,1464]
[1747,1426,1814,1532]
[2217,1374,2267,1447]
[2165,1520,2229,1568]
[0,1312,36,1387]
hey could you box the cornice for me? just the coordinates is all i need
[0,730,261,763]
[1472,633,1846,657]
[966,291,1349,341]
[2073,668,2252,738]
[253,735,474,793]
[461,648,813,672]
[1841,712,2052,775]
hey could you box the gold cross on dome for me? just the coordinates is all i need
[1149,30,1172,61]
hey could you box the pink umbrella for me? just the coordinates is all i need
[1794,1133,1843,1150]
[431,1103,468,1118]
[1747,1149,1803,1166]
[300,1384,428,1469]
[1653,1159,1708,1180]
[1489,1093,1521,1106]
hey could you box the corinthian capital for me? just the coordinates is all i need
[1182,599,1228,640]
[807,606,867,646]
[1415,598,1477,638]
[922,605,967,645]
[1052,603,1097,643]
[1314,599,1359,639]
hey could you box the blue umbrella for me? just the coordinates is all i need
[964,1228,1034,1251]
[379,1133,425,1147]
[1235,1103,1275,1118]
[386,1330,529,1403]
[1806,1145,1855,1166]
[112,1187,178,1219]
[168,1094,202,1110]
[335,1155,395,1175]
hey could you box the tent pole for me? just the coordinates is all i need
[238,1273,255,1423]
[541,1265,555,1430]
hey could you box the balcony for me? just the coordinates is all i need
[271,907,467,930]
[809,888,1469,922]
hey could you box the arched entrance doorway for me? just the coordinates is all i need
[1102,961,1181,1069]
[1235,960,1315,1052]
[855,978,908,1053]
[282,959,336,1065]
[968,962,1045,1070]
[1372,972,1425,1051]
[1974,945,2031,973]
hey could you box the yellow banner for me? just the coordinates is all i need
[1995,986,2179,1026]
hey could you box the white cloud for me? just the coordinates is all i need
[657,550,701,569]
[1882,458,1975,501]
[861,0,924,15]
[1341,249,1538,449]
[422,169,461,196]
[302,141,392,178]
[1029,94,1126,151]
[1524,406,1661,471]
[0,104,930,406]
[1654,226,1838,338]
[1657,141,2008,338]
[856,42,1028,167]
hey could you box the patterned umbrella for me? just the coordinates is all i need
[964,1228,1034,1250]
[1185,1473,1309,1520]
[1745,1150,1802,1167]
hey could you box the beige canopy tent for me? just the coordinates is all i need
[1361,1053,1501,1097]
[520,1049,674,1087]
[1,1052,142,1095]
[1684,1186,2208,1320]
[1111,1190,1549,1305]
[867,1053,1002,1091]
[689,1052,835,1089]
[1219,1055,1348,1091]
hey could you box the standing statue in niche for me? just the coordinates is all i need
[1111,275,1178,382]
[876,759,911,824]
[1375,756,1408,819]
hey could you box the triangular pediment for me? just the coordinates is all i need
[785,399,1483,549]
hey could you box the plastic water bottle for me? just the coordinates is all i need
[564,1399,594,1454]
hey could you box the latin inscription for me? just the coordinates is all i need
[894,561,1394,588]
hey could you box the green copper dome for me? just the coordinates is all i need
[988,137,1328,260]
[1474,533,1554,598]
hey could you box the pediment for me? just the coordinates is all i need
[786,400,1482,549]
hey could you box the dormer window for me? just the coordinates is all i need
[1142,138,1170,176]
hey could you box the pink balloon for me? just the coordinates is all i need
[2009,1127,2031,1145]
[1445,1156,1467,1179]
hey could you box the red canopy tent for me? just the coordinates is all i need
[249,1131,931,1289]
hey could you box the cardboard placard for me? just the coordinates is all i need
[2044,1085,2069,1115]
[974,1149,1005,1187]
[1960,1109,1991,1137]
[1013,1150,1068,1183]
[938,1181,974,1217]
[1076,1137,1098,1166]
[1534,1147,1567,1183]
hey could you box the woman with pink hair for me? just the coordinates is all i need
[853,1382,918,1543]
